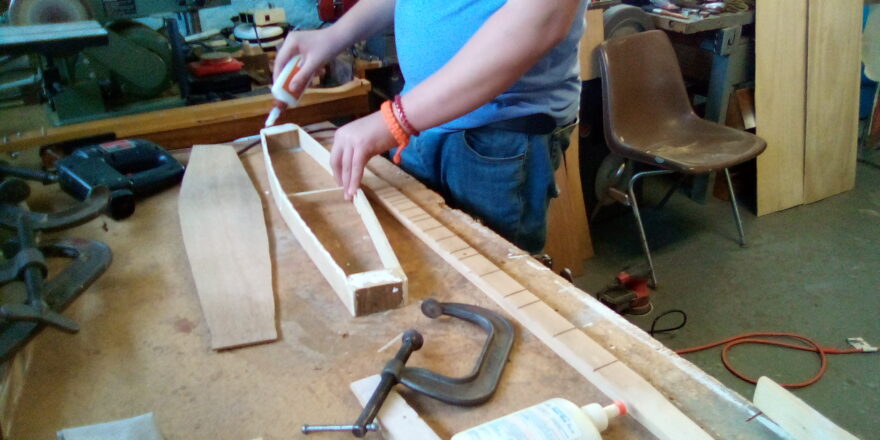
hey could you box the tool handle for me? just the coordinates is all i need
[352,330,423,437]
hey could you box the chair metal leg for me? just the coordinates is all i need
[627,170,674,288]
[723,168,747,247]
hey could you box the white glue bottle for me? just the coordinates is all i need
[451,399,627,440]
[264,54,304,127]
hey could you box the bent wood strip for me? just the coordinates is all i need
[178,145,277,349]
[261,124,406,316]
[359,173,713,440]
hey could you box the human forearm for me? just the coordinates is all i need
[401,0,581,131]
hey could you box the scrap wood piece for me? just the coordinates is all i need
[350,375,441,440]
[261,124,406,317]
[359,173,713,440]
[178,144,277,350]
[754,377,858,440]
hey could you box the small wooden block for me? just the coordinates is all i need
[506,290,540,309]
[414,217,442,231]
[400,206,425,218]
[361,174,390,191]
[375,186,401,197]
[520,302,575,338]
[381,194,409,205]
[452,248,479,260]
[460,254,498,277]
[353,280,406,316]
[425,226,455,240]
[394,200,418,211]
[555,330,617,368]
[481,271,525,296]
[408,212,431,223]
[436,236,470,253]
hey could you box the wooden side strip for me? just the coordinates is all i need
[361,176,714,440]
[350,376,441,440]
[179,145,277,349]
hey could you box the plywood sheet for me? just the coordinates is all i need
[178,145,277,349]
[755,0,808,215]
[803,0,863,203]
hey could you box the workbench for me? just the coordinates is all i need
[1,124,785,439]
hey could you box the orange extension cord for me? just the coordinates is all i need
[675,332,873,388]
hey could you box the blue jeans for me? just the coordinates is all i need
[397,125,568,254]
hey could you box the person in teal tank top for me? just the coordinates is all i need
[275,0,587,253]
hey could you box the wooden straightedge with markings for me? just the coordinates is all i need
[358,171,713,440]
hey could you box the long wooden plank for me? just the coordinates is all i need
[178,145,277,349]
[261,124,406,316]
[0,79,370,152]
[754,377,858,440]
[359,173,713,440]
[350,375,441,440]
[803,1,863,203]
[755,0,808,215]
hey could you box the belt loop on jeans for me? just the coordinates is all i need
[482,114,557,135]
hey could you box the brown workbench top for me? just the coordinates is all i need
[6,125,782,439]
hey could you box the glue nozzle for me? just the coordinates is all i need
[264,105,283,128]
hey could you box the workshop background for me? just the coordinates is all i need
[0,0,878,439]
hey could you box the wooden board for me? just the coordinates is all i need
[756,0,808,215]
[178,144,277,350]
[0,80,370,152]
[754,377,858,440]
[544,126,593,276]
[359,173,712,440]
[803,1,863,203]
[261,124,406,316]
[351,375,441,440]
[579,8,605,81]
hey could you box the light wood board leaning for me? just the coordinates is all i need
[756,1,863,215]
[178,144,277,349]
[261,124,407,317]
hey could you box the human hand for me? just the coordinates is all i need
[330,112,397,200]
[273,28,343,98]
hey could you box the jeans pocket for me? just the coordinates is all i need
[443,129,529,243]
[461,127,528,162]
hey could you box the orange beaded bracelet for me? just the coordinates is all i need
[380,100,410,164]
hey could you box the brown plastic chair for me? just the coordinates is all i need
[597,30,766,287]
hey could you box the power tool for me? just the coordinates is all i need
[0,139,184,219]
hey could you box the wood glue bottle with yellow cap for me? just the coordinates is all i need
[264,54,303,127]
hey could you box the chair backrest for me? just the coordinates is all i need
[597,30,695,150]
